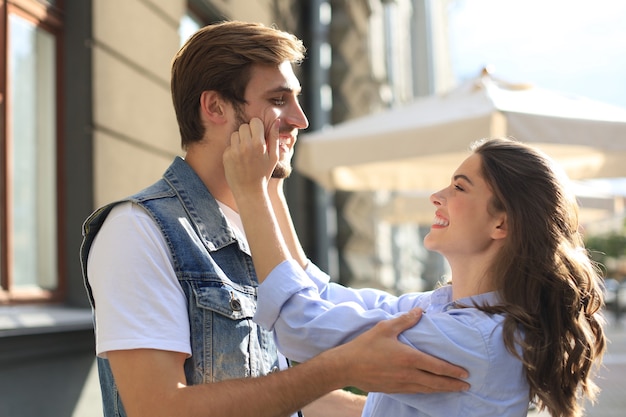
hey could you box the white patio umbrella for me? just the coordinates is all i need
[295,71,626,191]
[374,184,625,227]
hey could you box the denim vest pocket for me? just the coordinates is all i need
[187,280,277,382]
[193,280,257,319]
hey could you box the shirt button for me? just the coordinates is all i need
[269,366,279,374]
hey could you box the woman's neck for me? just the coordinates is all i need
[447,257,497,301]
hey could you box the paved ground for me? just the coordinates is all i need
[528,310,626,417]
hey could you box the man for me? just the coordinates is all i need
[80,21,468,417]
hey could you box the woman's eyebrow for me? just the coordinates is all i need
[453,174,473,185]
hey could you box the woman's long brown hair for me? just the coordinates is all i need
[473,138,606,417]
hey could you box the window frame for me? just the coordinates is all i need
[0,0,65,304]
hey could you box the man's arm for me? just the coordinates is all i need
[107,348,324,417]
[105,309,468,417]
[302,390,366,417]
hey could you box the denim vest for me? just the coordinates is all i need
[80,157,279,417]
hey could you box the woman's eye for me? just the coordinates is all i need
[454,184,464,191]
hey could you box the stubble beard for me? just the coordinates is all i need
[271,161,292,179]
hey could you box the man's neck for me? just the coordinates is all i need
[184,147,238,212]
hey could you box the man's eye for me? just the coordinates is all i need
[272,98,286,105]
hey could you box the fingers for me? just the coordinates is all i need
[375,309,468,381]
[231,118,263,149]
[232,118,278,157]
[387,369,470,394]
[267,118,279,161]
[224,117,280,189]
[247,118,265,147]
[339,309,470,394]
[380,308,422,336]
[410,349,469,380]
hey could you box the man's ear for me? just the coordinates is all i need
[200,90,227,124]
[492,214,508,240]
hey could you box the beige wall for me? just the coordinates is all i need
[207,0,275,24]
[92,0,185,207]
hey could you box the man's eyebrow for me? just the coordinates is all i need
[266,85,301,94]
[453,174,473,185]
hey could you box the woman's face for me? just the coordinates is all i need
[424,153,506,259]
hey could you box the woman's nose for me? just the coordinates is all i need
[430,189,444,206]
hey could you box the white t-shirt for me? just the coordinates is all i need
[88,202,190,357]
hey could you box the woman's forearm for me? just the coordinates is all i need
[234,186,291,282]
[267,179,308,269]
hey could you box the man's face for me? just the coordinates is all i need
[233,61,309,178]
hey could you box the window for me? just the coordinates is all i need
[179,9,202,46]
[1,0,63,303]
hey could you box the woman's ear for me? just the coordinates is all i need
[200,90,227,124]
[492,214,508,240]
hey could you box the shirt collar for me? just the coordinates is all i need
[430,286,501,312]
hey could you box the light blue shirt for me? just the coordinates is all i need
[255,260,530,417]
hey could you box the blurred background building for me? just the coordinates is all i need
[0,1,624,416]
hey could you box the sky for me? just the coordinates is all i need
[447,0,626,109]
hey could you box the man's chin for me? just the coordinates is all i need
[271,163,292,179]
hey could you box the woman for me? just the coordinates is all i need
[224,130,606,417]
